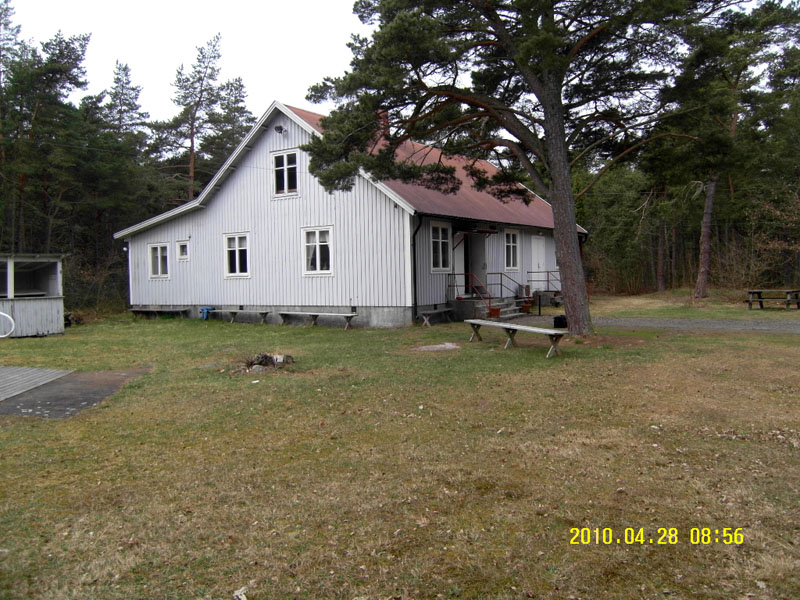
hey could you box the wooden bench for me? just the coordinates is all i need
[465,318,566,358]
[419,307,454,327]
[129,306,190,318]
[210,309,269,324]
[745,289,800,310]
[278,311,358,330]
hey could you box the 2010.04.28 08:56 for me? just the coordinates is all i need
[569,527,744,545]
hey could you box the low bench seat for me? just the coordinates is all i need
[465,318,566,358]
[129,306,190,318]
[209,309,269,324]
[419,307,454,327]
[278,311,357,330]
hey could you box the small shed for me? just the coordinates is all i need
[0,254,65,337]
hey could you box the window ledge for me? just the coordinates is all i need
[303,271,334,278]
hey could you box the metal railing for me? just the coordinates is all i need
[486,272,531,300]
[446,273,493,311]
[527,270,561,292]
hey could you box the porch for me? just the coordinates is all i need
[444,271,562,321]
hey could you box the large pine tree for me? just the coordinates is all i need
[303,0,750,335]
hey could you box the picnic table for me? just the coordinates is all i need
[745,289,800,310]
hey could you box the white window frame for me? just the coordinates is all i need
[430,222,451,273]
[504,229,520,271]
[223,233,250,278]
[302,226,333,276]
[272,150,299,198]
[176,240,189,262]
[148,243,169,279]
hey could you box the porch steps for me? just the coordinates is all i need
[478,299,526,321]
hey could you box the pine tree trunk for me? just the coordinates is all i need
[188,121,196,202]
[693,172,719,299]
[657,220,666,292]
[671,226,678,288]
[542,89,593,335]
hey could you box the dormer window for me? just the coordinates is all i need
[274,151,298,196]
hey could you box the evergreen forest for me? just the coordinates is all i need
[0,0,798,310]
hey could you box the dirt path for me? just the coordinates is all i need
[517,314,800,334]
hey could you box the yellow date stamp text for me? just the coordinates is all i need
[569,527,744,545]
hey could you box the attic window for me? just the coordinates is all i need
[274,151,298,196]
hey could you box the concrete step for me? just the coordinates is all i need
[498,311,525,320]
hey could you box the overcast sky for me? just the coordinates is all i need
[14,0,370,121]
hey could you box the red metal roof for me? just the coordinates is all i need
[286,105,579,232]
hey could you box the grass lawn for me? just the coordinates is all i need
[589,288,800,320]
[1,309,799,599]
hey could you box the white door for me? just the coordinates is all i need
[530,235,546,290]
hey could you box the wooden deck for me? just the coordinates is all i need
[0,366,74,401]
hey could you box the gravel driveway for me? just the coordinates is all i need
[516,314,800,334]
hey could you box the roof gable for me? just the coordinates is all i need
[115,101,581,239]
[114,101,319,239]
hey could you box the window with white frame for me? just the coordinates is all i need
[177,241,189,261]
[224,234,249,277]
[149,244,169,279]
[431,223,451,271]
[273,151,298,196]
[304,227,332,274]
[505,230,519,270]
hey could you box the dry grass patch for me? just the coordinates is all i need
[0,319,798,599]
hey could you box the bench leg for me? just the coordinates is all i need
[468,323,482,342]
[279,314,288,325]
[259,312,269,324]
[343,316,353,330]
[503,329,518,350]
[310,315,319,326]
[422,314,432,327]
[228,312,237,323]
[546,334,564,358]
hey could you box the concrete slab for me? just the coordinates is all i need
[0,369,149,418]
[0,366,74,401]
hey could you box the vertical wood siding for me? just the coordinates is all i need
[0,298,64,337]
[414,220,559,305]
[127,114,410,309]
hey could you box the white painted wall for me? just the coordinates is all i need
[126,112,411,310]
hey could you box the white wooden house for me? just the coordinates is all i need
[114,101,585,327]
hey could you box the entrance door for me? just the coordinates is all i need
[468,234,487,294]
[453,232,466,295]
[531,235,546,290]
